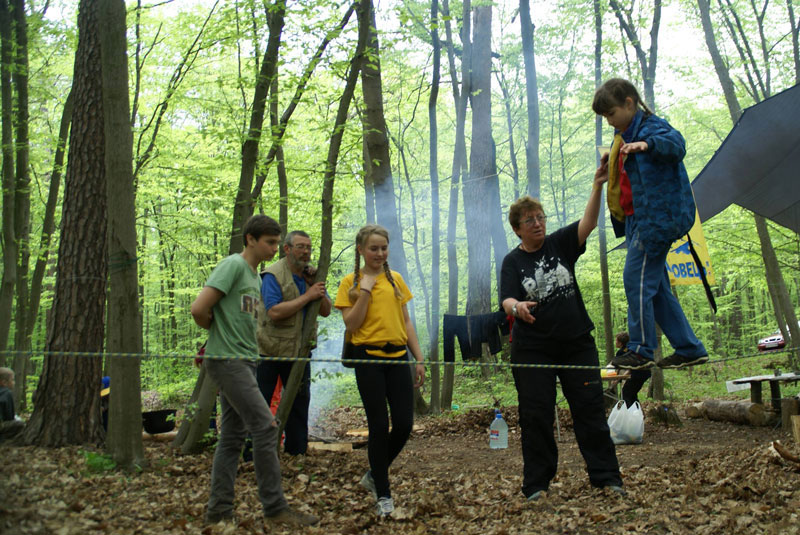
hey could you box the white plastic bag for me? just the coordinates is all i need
[607,401,644,445]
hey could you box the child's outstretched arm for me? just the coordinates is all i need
[638,119,687,163]
[577,154,609,246]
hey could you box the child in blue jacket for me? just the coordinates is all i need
[593,78,707,370]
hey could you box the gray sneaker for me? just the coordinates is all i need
[264,507,319,527]
[605,485,627,496]
[527,490,545,501]
[376,496,394,517]
[360,471,378,499]
[658,353,708,369]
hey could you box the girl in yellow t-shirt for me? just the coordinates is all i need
[334,224,425,517]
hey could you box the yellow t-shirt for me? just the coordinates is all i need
[334,271,413,358]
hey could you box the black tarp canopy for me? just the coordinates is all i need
[691,83,800,233]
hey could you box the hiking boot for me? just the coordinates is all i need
[264,507,319,527]
[360,471,378,499]
[610,350,655,370]
[376,496,394,517]
[204,510,234,525]
[658,353,709,369]
[526,490,545,502]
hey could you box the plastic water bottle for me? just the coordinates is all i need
[489,409,508,449]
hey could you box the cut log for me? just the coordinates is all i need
[792,415,800,445]
[307,441,367,452]
[346,424,424,438]
[684,400,777,426]
[780,398,799,431]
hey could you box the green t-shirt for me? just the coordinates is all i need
[204,254,262,360]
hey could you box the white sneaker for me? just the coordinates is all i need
[360,471,378,499]
[376,496,394,517]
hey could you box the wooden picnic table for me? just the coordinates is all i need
[731,372,800,411]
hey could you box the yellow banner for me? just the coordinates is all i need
[666,209,715,286]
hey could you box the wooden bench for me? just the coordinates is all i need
[731,372,800,411]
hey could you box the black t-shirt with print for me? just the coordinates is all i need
[500,220,594,348]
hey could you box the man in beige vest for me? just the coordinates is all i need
[256,230,331,455]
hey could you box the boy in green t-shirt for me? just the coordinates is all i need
[191,215,318,528]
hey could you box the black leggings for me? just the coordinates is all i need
[354,355,414,499]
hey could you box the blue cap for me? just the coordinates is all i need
[102,376,110,388]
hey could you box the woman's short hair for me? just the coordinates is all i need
[508,196,544,231]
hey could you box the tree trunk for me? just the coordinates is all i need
[174,365,218,455]
[23,0,107,447]
[519,0,540,199]
[428,0,441,414]
[755,215,800,367]
[227,0,285,255]
[358,0,426,413]
[99,0,145,469]
[440,0,469,411]
[0,0,16,363]
[277,0,368,437]
[495,70,520,201]
[464,3,493,319]
[608,0,662,111]
[14,90,72,410]
[594,0,614,363]
[360,0,409,282]
[271,72,288,238]
[11,0,29,374]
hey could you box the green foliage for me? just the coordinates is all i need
[81,450,117,474]
[6,0,799,415]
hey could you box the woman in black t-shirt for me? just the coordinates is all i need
[500,156,624,501]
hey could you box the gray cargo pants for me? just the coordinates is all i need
[204,359,287,517]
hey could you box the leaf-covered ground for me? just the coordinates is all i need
[2,404,800,535]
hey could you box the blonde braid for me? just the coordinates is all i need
[348,248,362,302]
[382,262,403,300]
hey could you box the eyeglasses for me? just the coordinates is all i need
[292,244,312,251]
[521,215,547,227]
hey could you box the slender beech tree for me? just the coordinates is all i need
[463,4,507,378]
[594,0,615,363]
[440,0,469,409]
[0,0,15,363]
[100,0,145,468]
[14,91,73,409]
[277,0,370,435]
[359,0,427,413]
[519,0,541,199]
[428,0,442,413]
[11,0,30,381]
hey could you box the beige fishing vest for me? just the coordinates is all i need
[256,257,318,358]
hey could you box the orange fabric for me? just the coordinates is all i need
[270,377,282,416]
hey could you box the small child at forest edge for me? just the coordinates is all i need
[334,224,426,518]
[190,215,318,528]
[593,78,708,371]
[0,367,24,441]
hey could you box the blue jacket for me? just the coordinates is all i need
[611,110,696,256]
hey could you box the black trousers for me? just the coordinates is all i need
[256,358,311,455]
[622,369,651,408]
[511,333,622,498]
[354,354,414,499]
